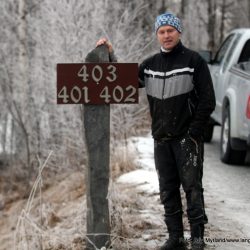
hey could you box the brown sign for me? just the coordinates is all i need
[57,63,138,104]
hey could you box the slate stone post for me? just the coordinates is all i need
[84,45,111,249]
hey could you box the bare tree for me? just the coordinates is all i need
[249,0,250,24]
[179,0,188,18]
[207,0,217,53]
[219,0,235,44]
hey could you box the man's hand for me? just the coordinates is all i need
[96,38,113,53]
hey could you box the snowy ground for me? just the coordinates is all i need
[117,127,250,250]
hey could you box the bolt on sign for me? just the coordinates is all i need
[57,63,138,104]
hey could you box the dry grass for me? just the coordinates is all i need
[110,141,137,179]
[1,140,143,250]
[10,151,87,250]
[108,181,165,250]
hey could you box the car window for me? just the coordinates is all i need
[238,39,250,63]
[214,34,235,64]
[222,34,241,71]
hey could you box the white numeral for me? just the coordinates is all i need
[78,64,117,84]
[106,65,117,82]
[78,65,89,82]
[113,86,123,102]
[71,86,81,103]
[58,86,69,103]
[124,85,136,102]
[99,86,111,103]
[82,86,90,103]
[58,86,90,104]
[99,85,136,103]
[92,65,103,85]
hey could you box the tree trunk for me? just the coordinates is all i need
[158,0,168,14]
[248,0,250,25]
[18,0,31,171]
[1,113,8,156]
[219,0,226,44]
[180,0,188,18]
[207,0,217,53]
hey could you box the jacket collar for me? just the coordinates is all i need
[160,41,183,56]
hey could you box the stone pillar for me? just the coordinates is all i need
[84,45,111,249]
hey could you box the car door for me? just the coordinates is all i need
[209,34,236,122]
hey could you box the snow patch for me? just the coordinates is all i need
[117,134,159,194]
[117,169,159,194]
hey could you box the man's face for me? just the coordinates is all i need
[156,25,181,50]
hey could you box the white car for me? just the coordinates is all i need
[201,29,250,165]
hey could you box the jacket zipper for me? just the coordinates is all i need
[188,98,193,116]
[161,72,166,129]
[162,72,166,99]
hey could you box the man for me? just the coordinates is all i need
[139,12,215,250]
[97,12,215,250]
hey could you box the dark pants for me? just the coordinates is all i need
[154,134,208,228]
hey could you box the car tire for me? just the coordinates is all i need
[220,106,246,165]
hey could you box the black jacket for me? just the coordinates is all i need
[139,41,216,140]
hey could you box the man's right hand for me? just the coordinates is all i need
[96,38,113,53]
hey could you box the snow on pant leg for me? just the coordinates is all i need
[200,143,208,224]
[154,140,183,220]
[173,134,206,225]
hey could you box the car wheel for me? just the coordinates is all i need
[220,106,246,165]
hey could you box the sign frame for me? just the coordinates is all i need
[57,63,138,104]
